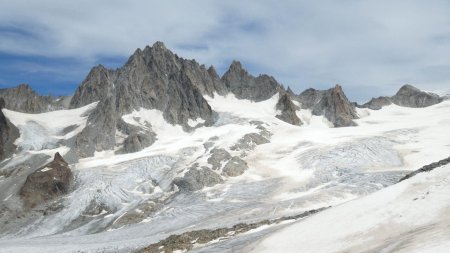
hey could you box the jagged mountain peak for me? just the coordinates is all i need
[361,84,443,109]
[297,84,358,127]
[222,60,282,102]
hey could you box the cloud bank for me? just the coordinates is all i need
[1,0,449,101]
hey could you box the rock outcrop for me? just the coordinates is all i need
[221,61,282,101]
[173,164,223,191]
[391,84,442,108]
[0,84,69,113]
[275,93,302,125]
[222,156,248,177]
[116,119,156,154]
[230,133,270,151]
[399,156,450,182]
[207,148,232,170]
[0,98,20,160]
[20,153,73,208]
[298,85,358,127]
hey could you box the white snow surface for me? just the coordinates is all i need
[2,102,97,152]
[0,93,449,252]
[252,163,450,253]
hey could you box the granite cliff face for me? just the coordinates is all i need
[221,61,282,102]
[298,85,358,127]
[0,98,19,161]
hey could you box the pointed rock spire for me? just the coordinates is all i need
[298,84,358,127]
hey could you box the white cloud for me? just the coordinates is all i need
[0,0,450,101]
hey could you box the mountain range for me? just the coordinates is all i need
[0,42,449,253]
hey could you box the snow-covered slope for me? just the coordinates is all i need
[0,94,449,252]
[252,163,450,253]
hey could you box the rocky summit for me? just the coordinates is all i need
[392,84,443,108]
[70,42,217,125]
[297,84,358,127]
[222,61,283,102]
[361,84,443,110]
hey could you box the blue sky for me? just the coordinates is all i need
[1,0,449,102]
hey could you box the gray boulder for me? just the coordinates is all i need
[20,153,73,208]
[173,165,223,191]
[223,156,248,177]
[298,85,358,127]
[391,84,442,108]
[0,98,19,160]
[276,93,302,125]
[221,61,282,101]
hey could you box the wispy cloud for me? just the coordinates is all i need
[0,0,449,101]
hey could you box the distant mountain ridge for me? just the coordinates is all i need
[0,41,445,159]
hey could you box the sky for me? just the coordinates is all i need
[0,0,450,102]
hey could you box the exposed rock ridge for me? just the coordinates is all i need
[139,207,329,253]
[298,85,358,127]
[0,98,19,160]
[221,61,283,102]
[399,156,450,182]
[362,84,443,110]
[0,84,70,113]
